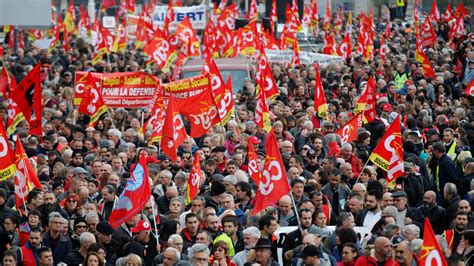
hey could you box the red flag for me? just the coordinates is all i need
[368,115,404,182]
[126,0,136,13]
[322,31,336,55]
[385,15,391,38]
[0,119,17,181]
[429,0,440,22]
[248,0,258,22]
[161,95,188,162]
[102,0,115,11]
[255,84,271,132]
[143,32,176,74]
[420,16,437,47]
[379,35,388,61]
[354,77,376,123]
[77,73,108,127]
[14,140,42,214]
[443,229,454,251]
[313,64,328,119]
[0,66,9,96]
[335,113,363,143]
[252,129,291,215]
[421,219,448,266]
[443,4,453,23]
[255,51,279,100]
[337,33,352,60]
[247,141,262,184]
[270,0,277,31]
[109,152,151,228]
[142,91,165,144]
[322,0,331,30]
[163,6,175,37]
[465,79,474,96]
[10,63,42,136]
[175,16,200,56]
[186,152,202,204]
[455,2,468,18]
[6,76,25,136]
[449,14,465,41]
[415,40,436,79]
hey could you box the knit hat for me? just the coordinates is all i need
[210,182,226,196]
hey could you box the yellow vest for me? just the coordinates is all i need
[396,0,405,7]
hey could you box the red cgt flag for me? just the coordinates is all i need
[337,33,352,60]
[252,129,291,215]
[77,73,108,127]
[420,16,437,47]
[255,50,279,100]
[0,66,9,96]
[10,63,42,136]
[247,141,262,184]
[109,152,151,229]
[421,219,448,266]
[313,64,328,119]
[369,115,404,182]
[186,152,202,204]
[161,94,188,163]
[335,113,363,143]
[0,118,17,181]
[429,0,440,22]
[444,4,454,23]
[14,140,42,214]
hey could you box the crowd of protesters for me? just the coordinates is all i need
[0,2,474,266]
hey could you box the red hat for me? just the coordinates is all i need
[131,220,151,233]
[382,103,392,112]
[248,136,260,144]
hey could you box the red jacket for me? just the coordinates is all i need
[19,245,38,266]
[345,154,363,178]
[354,256,399,266]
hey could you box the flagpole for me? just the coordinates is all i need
[354,159,370,184]
[149,196,160,244]
[288,192,301,227]
[106,108,116,129]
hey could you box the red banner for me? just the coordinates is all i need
[74,72,159,108]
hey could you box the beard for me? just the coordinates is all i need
[368,204,378,212]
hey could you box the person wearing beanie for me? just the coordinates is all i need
[204,181,227,212]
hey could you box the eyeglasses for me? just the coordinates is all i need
[68,200,77,203]
[193,258,208,262]
[76,225,86,229]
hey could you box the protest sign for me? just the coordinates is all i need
[74,72,159,108]
[152,4,207,30]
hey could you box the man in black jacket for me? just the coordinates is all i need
[61,232,96,265]
[392,191,424,230]
[430,142,459,202]
[395,162,424,207]
[282,209,313,256]
[444,182,462,227]
[419,190,446,234]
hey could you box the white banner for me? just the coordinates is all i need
[264,49,294,64]
[152,4,207,30]
[265,49,344,68]
[299,51,344,67]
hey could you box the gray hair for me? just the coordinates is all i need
[325,133,338,143]
[188,243,210,260]
[170,197,183,207]
[410,239,423,253]
[169,234,183,246]
[403,224,420,238]
[383,206,398,219]
[165,247,181,261]
[79,232,96,245]
[108,128,122,139]
[84,211,100,222]
[243,226,261,238]
[341,142,353,151]
[160,170,173,179]
[224,175,238,185]
[444,183,457,196]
